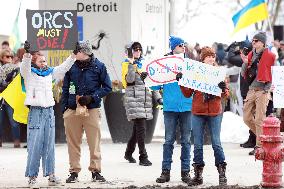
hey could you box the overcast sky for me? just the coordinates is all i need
[0,0,278,46]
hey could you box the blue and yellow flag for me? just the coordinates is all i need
[232,0,269,33]
[0,74,29,124]
[9,2,22,52]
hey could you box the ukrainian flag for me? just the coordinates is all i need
[0,74,29,124]
[232,0,269,33]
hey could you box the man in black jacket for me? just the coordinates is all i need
[226,41,256,148]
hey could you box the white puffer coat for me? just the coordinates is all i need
[20,55,75,107]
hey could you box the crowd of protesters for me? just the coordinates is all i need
[0,30,283,188]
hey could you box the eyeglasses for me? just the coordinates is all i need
[4,55,13,59]
[178,43,185,47]
[133,48,142,52]
[252,39,259,43]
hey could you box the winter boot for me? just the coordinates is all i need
[181,170,191,183]
[241,130,256,148]
[187,163,204,186]
[124,154,136,163]
[156,169,170,183]
[139,158,152,166]
[217,162,227,186]
[248,146,259,155]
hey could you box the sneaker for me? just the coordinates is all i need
[92,171,106,182]
[124,155,136,163]
[66,172,78,183]
[28,177,39,189]
[48,175,61,186]
[139,158,152,166]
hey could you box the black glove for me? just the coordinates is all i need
[78,95,93,106]
[218,81,226,92]
[140,72,148,81]
[176,72,183,81]
[73,42,81,55]
[157,98,163,105]
[24,40,31,53]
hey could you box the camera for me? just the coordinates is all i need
[127,47,133,58]
[242,47,250,56]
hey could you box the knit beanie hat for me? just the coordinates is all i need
[200,47,216,61]
[169,36,184,51]
[79,40,93,55]
[253,32,267,44]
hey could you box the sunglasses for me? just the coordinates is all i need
[178,43,185,47]
[252,39,259,43]
[4,55,13,59]
[133,48,142,52]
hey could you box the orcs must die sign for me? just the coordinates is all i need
[26,10,78,51]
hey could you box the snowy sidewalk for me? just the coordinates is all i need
[0,139,265,188]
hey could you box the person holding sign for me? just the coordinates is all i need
[122,42,162,166]
[179,47,229,186]
[241,32,276,155]
[62,41,112,183]
[142,36,193,183]
[21,41,76,188]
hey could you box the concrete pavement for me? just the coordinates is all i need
[0,138,269,188]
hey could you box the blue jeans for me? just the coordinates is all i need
[25,107,55,177]
[162,111,192,171]
[192,114,225,166]
[0,100,20,140]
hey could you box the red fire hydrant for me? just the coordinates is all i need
[255,115,284,188]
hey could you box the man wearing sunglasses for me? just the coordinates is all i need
[142,36,192,183]
[241,32,276,155]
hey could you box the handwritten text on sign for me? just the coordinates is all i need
[26,10,78,50]
[143,55,184,87]
[272,66,284,108]
[179,59,226,96]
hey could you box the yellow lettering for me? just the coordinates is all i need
[37,29,44,37]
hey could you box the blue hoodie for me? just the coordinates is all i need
[151,82,192,112]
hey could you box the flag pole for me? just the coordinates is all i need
[267,7,274,41]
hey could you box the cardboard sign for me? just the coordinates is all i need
[26,10,78,50]
[143,55,184,87]
[47,50,72,67]
[178,59,226,96]
[272,66,284,108]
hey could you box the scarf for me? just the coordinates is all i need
[134,57,143,69]
[31,63,54,77]
[75,57,92,69]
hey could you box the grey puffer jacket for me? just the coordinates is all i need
[124,63,160,121]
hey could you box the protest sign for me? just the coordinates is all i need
[47,50,72,67]
[26,10,78,51]
[178,59,226,96]
[272,66,284,108]
[143,55,184,87]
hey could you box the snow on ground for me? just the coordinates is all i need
[221,112,249,144]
